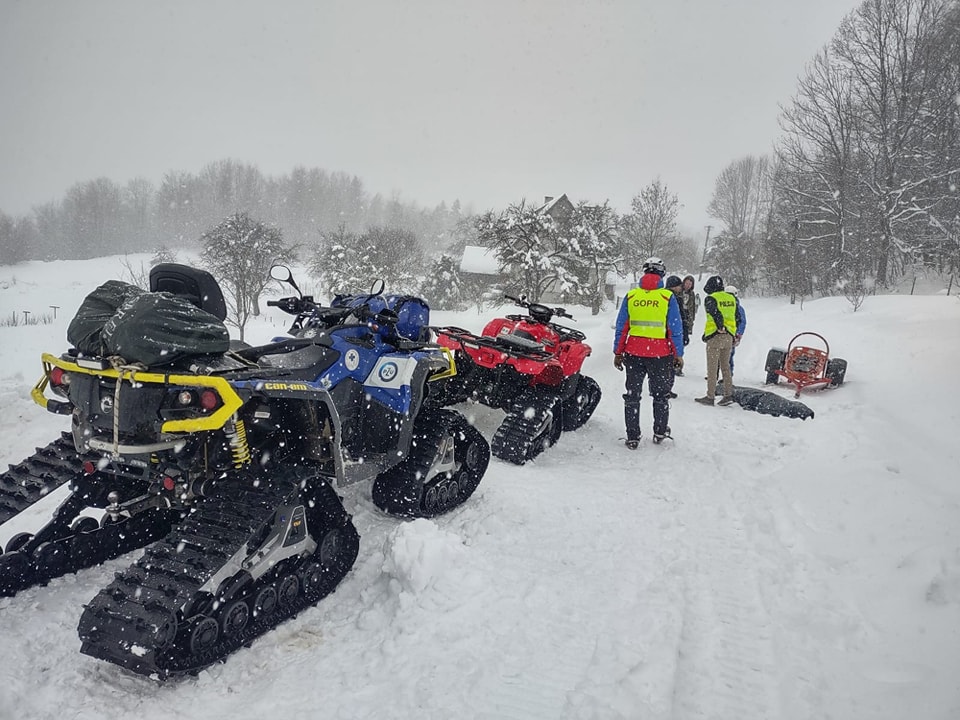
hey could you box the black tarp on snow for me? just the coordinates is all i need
[729,385,815,420]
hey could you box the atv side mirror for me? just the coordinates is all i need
[270,264,301,295]
[369,278,386,296]
[270,265,292,282]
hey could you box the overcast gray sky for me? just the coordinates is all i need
[0,0,862,235]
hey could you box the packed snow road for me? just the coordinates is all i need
[1,258,958,720]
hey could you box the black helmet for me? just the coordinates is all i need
[703,275,724,294]
[642,256,666,277]
[664,275,682,289]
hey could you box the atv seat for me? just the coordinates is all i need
[150,263,228,321]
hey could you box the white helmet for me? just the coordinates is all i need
[642,257,665,276]
[726,285,739,296]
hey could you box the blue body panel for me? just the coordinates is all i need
[231,324,438,415]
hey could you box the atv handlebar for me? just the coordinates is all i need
[268,295,399,334]
[503,294,575,323]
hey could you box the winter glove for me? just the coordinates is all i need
[674,356,684,371]
[683,336,690,346]
[734,334,742,347]
[613,353,624,371]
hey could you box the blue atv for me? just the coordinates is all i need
[0,263,489,678]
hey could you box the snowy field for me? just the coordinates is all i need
[0,255,958,720]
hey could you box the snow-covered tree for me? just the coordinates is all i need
[476,201,581,303]
[568,201,622,313]
[419,254,465,310]
[310,224,370,297]
[311,224,422,297]
[200,212,295,341]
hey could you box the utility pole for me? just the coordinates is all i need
[698,225,712,281]
[791,215,800,305]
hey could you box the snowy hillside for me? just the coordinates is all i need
[0,256,958,720]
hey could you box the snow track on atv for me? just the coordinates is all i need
[77,466,359,679]
[491,391,563,465]
[372,409,489,518]
[0,434,177,597]
[560,375,602,432]
[0,433,80,526]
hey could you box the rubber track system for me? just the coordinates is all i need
[0,433,80,526]
[491,391,563,465]
[77,468,359,679]
[560,375,602,432]
[372,409,489,518]
[1,434,176,597]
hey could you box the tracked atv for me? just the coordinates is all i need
[433,295,600,465]
[0,263,489,679]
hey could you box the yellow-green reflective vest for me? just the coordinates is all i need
[626,287,672,338]
[704,291,738,336]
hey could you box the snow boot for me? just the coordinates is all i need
[653,427,672,444]
[695,396,715,406]
[718,396,734,406]
[625,438,640,450]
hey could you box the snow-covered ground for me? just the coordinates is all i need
[1,255,958,720]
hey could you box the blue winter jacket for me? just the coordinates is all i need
[613,274,685,357]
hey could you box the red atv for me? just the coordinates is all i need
[433,295,601,465]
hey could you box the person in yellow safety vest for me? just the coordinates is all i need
[612,257,685,449]
[695,275,740,406]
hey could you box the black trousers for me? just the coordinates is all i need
[622,354,673,440]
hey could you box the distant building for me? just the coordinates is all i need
[536,194,575,224]
[459,193,612,308]
[459,244,499,284]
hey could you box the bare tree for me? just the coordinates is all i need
[200,212,296,341]
[706,155,773,290]
[776,48,862,296]
[123,177,156,252]
[833,0,960,285]
[619,179,681,279]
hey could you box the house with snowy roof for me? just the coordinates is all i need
[458,194,614,308]
[458,194,576,284]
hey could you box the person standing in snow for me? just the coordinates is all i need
[727,285,746,374]
[664,275,689,354]
[613,258,685,448]
[695,275,739,407]
[679,275,699,344]
[663,275,685,398]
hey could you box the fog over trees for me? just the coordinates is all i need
[1,0,957,304]
[710,0,959,298]
[0,159,464,268]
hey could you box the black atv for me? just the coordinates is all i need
[0,263,489,679]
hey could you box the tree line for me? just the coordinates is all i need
[706,0,960,300]
[0,159,465,265]
[13,0,952,309]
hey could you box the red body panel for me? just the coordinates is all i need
[435,316,591,387]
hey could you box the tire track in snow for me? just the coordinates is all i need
[668,480,784,720]
[462,442,688,719]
